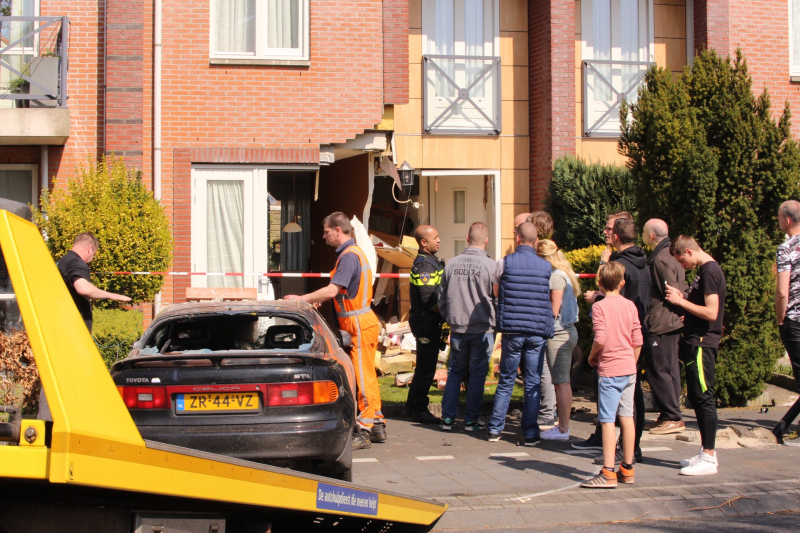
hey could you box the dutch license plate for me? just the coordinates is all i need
[176,392,259,413]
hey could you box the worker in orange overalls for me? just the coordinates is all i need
[284,211,385,450]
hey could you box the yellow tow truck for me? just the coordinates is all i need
[0,209,446,532]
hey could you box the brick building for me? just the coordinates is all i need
[1,0,799,313]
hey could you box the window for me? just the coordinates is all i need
[792,0,800,77]
[191,167,312,293]
[0,165,37,206]
[422,0,501,134]
[453,189,465,223]
[210,0,309,62]
[581,0,654,136]
[0,0,38,107]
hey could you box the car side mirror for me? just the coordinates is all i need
[338,330,352,349]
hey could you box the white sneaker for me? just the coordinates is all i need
[541,425,570,441]
[679,452,718,476]
[680,447,720,468]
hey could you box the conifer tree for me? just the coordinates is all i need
[620,49,800,405]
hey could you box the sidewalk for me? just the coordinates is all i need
[352,406,800,530]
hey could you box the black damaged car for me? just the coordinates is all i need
[110,300,357,480]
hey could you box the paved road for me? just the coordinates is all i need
[353,406,800,530]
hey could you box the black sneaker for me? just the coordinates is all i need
[412,411,441,425]
[635,447,643,463]
[571,432,603,451]
[353,429,371,450]
[524,436,541,447]
[370,422,387,443]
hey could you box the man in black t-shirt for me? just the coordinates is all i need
[56,233,131,332]
[665,235,726,477]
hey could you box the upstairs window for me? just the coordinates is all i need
[581,0,654,136]
[792,0,800,77]
[210,0,309,61]
[422,0,501,134]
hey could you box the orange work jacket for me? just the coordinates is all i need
[330,244,379,332]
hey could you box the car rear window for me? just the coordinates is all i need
[139,314,323,356]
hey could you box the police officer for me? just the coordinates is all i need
[404,225,444,424]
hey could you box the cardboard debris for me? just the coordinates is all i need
[385,321,411,335]
[395,372,414,387]
[369,231,418,269]
[379,352,416,374]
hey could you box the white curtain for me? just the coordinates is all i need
[592,0,612,101]
[267,0,299,49]
[465,0,485,97]
[214,0,255,54]
[433,0,455,96]
[207,181,245,288]
[620,0,639,95]
[794,0,800,69]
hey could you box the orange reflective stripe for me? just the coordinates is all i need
[330,245,373,317]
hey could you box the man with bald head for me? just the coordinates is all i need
[776,201,800,401]
[406,225,445,423]
[642,219,686,434]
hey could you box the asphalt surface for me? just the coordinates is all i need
[353,402,800,531]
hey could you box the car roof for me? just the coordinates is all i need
[154,299,313,319]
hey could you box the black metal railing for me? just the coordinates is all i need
[0,16,69,108]
[582,59,652,137]
[423,54,501,135]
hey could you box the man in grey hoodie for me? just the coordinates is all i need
[437,222,498,432]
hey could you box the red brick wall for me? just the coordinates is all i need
[105,0,144,168]
[383,0,410,104]
[39,1,105,188]
[529,0,576,210]
[694,0,730,56]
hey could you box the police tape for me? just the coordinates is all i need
[104,272,598,278]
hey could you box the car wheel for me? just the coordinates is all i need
[320,431,353,482]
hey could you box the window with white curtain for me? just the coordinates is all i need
[792,0,800,77]
[422,0,501,133]
[581,0,654,136]
[210,0,309,61]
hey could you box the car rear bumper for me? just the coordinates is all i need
[137,418,351,464]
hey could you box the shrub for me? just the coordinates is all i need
[620,49,800,405]
[546,156,638,251]
[93,309,144,368]
[0,331,40,414]
[32,156,173,306]
[565,245,604,357]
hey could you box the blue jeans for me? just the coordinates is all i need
[441,332,494,422]
[488,334,547,439]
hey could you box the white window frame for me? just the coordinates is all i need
[421,0,502,134]
[0,164,38,207]
[209,0,310,62]
[791,0,800,78]
[581,0,655,137]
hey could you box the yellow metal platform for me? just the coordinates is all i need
[0,211,446,530]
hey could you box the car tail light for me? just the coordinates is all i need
[266,381,339,407]
[118,386,168,409]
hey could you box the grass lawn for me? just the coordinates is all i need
[379,376,525,406]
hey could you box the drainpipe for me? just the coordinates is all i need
[40,145,48,200]
[153,0,162,316]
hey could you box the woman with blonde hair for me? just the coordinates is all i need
[536,239,580,440]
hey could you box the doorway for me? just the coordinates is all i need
[419,171,500,262]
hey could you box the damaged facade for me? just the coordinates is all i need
[1,0,799,327]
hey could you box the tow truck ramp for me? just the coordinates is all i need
[0,210,446,532]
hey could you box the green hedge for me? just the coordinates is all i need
[546,156,637,251]
[93,309,143,368]
[565,245,604,358]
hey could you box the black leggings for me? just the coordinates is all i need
[681,343,718,450]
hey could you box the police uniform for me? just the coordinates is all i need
[405,250,444,417]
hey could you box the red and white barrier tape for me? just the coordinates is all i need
[104,272,597,278]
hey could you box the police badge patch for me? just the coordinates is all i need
[420,272,431,284]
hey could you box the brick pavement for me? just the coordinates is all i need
[353,407,800,530]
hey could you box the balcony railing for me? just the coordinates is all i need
[583,59,652,137]
[423,54,501,135]
[0,16,69,108]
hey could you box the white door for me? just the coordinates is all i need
[426,175,497,262]
[191,167,269,296]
